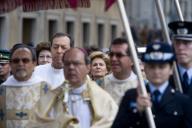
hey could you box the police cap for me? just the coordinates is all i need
[168,21,192,41]
[0,49,10,63]
[141,42,175,63]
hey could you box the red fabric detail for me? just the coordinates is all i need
[105,0,116,11]
[68,0,78,8]
[0,0,22,14]
[0,0,90,13]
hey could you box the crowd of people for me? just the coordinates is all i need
[0,20,192,128]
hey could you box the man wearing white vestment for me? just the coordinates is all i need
[29,48,118,128]
[1,44,48,128]
[102,38,138,105]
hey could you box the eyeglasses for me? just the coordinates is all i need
[10,58,32,64]
[109,52,128,58]
[64,61,85,67]
[39,55,52,59]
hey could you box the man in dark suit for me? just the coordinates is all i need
[0,49,11,84]
[112,42,192,128]
[168,21,192,96]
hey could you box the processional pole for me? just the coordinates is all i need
[174,0,184,21]
[154,0,183,93]
[117,0,156,128]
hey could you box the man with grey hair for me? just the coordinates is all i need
[1,44,48,128]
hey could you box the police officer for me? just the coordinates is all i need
[0,49,11,84]
[168,21,192,96]
[112,42,192,128]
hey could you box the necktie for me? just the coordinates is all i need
[153,90,161,108]
[182,71,189,92]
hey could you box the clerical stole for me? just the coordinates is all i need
[0,82,49,128]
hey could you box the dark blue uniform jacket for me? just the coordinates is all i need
[112,85,192,128]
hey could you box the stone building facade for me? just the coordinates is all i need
[0,0,123,49]
[1,0,192,49]
[125,0,192,29]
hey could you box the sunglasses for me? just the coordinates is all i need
[10,58,32,64]
[109,52,128,58]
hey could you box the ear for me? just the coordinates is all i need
[33,60,37,66]
[8,63,11,72]
[105,69,108,74]
[169,65,173,75]
[129,57,134,66]
[86,64,90,74]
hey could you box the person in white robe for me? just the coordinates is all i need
[0,44,49,128]
[102,38,138,105]
[34,32,73,89]
[28,48,118,128]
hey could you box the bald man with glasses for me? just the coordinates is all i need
[102,38,138,105]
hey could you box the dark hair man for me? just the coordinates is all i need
[0,49,11,84]
[102,37,138,105]
[34,32,73,89]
